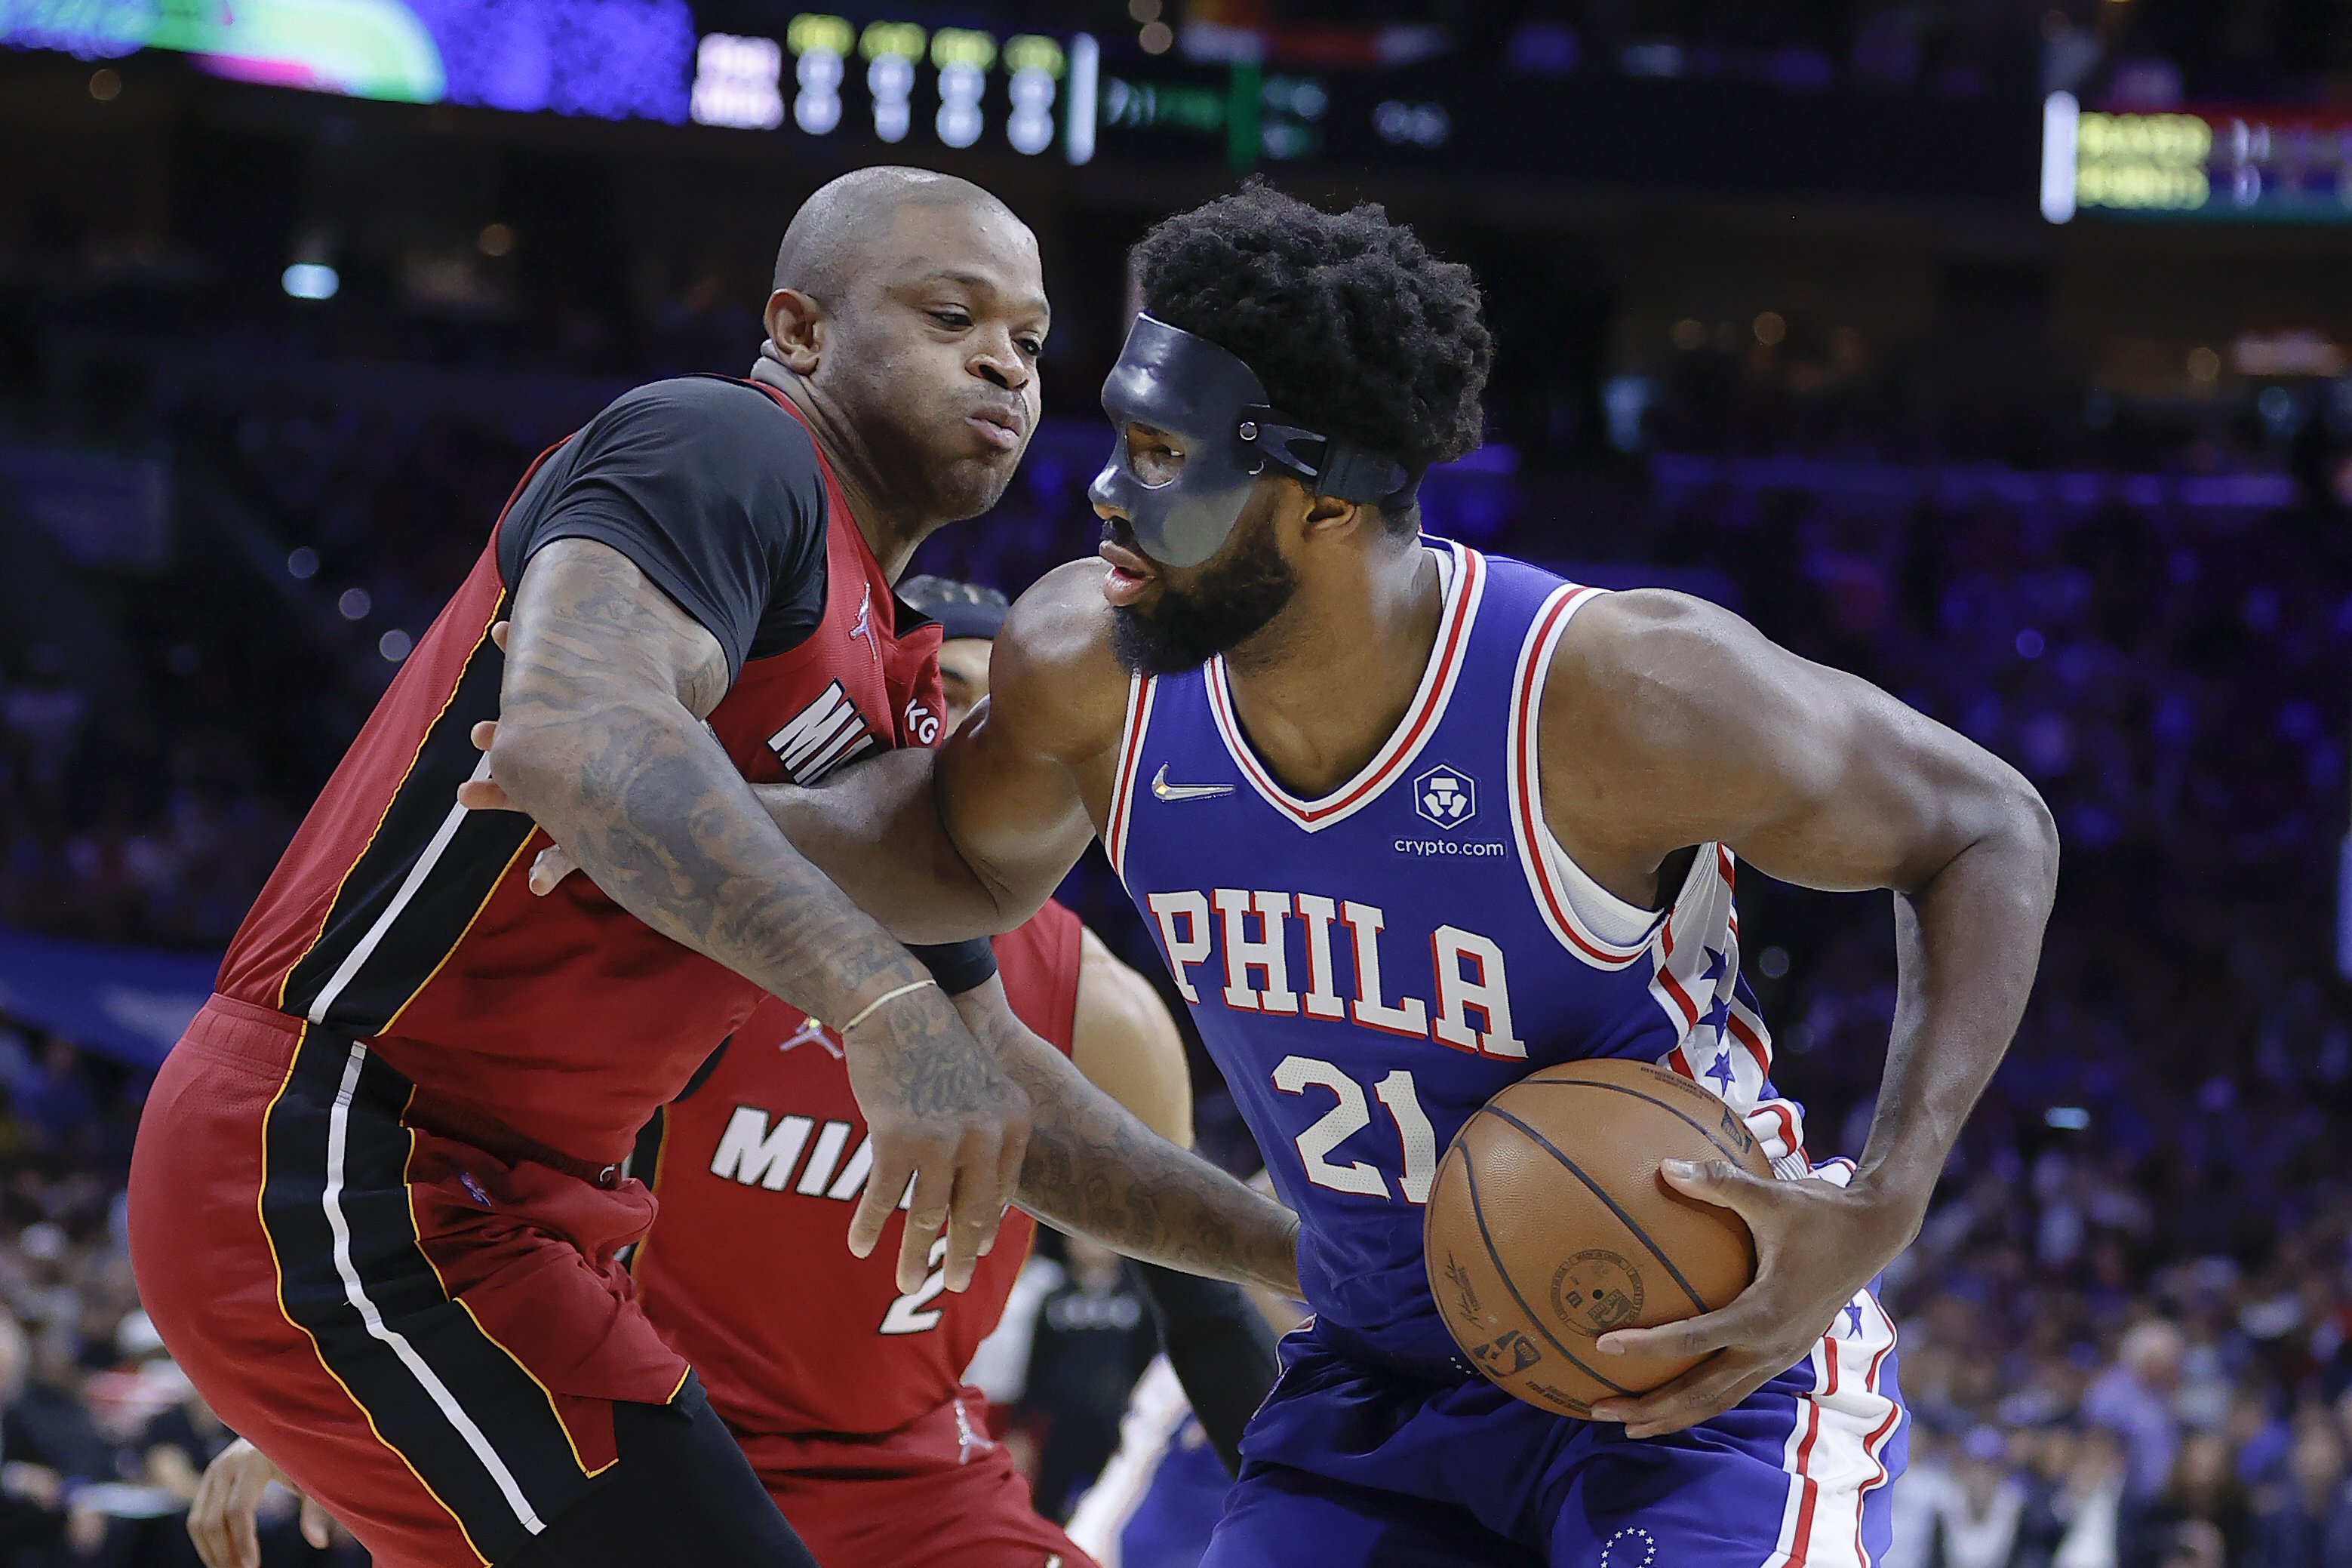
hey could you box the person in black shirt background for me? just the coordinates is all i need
[1019,1234,1163,1525]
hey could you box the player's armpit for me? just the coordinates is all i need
[492,538,1031,1296]
[1069,926,1194,1148]
[491,538,918,1018]
[955,981,1299,1299]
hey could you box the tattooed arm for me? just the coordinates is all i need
[488,539,1029,1293]
[949,977,1299,1296]
[478,563,1130,942]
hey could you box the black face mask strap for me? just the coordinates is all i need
[1236,406,1420,510]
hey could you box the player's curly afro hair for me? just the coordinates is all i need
[1131,182,1492,530]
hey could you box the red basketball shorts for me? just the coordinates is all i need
[127,996,691,1568]
[742,1391,1099,1568]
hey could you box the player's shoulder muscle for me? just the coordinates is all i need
[505,377,825,683]
[988,558,1132,767]
[1548,588,1837,773]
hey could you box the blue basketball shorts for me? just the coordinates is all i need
[1201,1287,1905,1568]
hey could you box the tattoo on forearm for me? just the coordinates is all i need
[1001,1045,1297,1293]
[497,543,993,1115]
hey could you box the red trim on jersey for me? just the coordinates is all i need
[1656,968,1700,1028]
[1727,1010,1773,1076]
[1853,1306,1904,1566]
[1206,543,1481,830]
[1649,918,1702,1027]
[1785,1335,1837,1568]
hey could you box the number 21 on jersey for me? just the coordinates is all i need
[1274,1058,1437,1204]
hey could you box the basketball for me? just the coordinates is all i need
[1423,1059,1775,1418]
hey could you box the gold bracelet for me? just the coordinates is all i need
[837,978,939,1034]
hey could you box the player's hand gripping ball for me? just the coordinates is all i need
[1424,1059,1772,1416]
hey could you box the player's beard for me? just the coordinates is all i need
[1107,512,1299,676]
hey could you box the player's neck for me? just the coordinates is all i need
[1220,543,1443,799]
[752,360,939,582]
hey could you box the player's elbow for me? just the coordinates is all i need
[1990,770,2061,909]
[485,717,584,828]
[2020,782,2061,894]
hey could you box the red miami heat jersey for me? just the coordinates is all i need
[214,381,946,1164]
[631,899,1083,1439]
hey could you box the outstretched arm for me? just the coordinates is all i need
[949,974,1298,1297]
[745,561,1125,939]
[1542,590,2058,1436]
[490,540,1028,1294]
[471,562,1124,943]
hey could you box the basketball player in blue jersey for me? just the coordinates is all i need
[475,184,2060,1566]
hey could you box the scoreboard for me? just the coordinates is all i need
[2042,91,2352,223]
[3,2,2032,206]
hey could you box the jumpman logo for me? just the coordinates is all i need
[776,1019,843,1059]
[849,583,877,660]
[952,1394,995,1465]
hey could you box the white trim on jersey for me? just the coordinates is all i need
[1104,673,1158,881]
[1503,584,1662,970]
[1760,1281,1904,1568]
[1203,541,1485,834]
[1646,847,1813,1179]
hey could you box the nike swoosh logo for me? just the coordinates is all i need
[1151,764,1234,802]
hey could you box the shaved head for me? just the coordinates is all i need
[773,166,1023,309]
[758,167,1047,537]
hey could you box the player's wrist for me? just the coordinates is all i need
[1834,1161,1934,1257]
[835,978,940,1035]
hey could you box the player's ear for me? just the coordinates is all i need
[1301,490,1370,545]
[764,289,826,375]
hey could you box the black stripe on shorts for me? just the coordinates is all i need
[260,1027,605,1565]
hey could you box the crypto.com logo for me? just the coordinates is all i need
[1413,764,1476,831]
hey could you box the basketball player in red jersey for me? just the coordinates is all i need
[128,169,1296,1568]
[186,578,1282,1568]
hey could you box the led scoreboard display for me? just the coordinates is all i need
[5,5,2023,202]
[693,14,1093,161]
[2042,91,2352,223]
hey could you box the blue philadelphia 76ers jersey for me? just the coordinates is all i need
[1105,540,1812,1370]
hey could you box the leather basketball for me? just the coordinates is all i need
[1422,1058,1772,1417]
